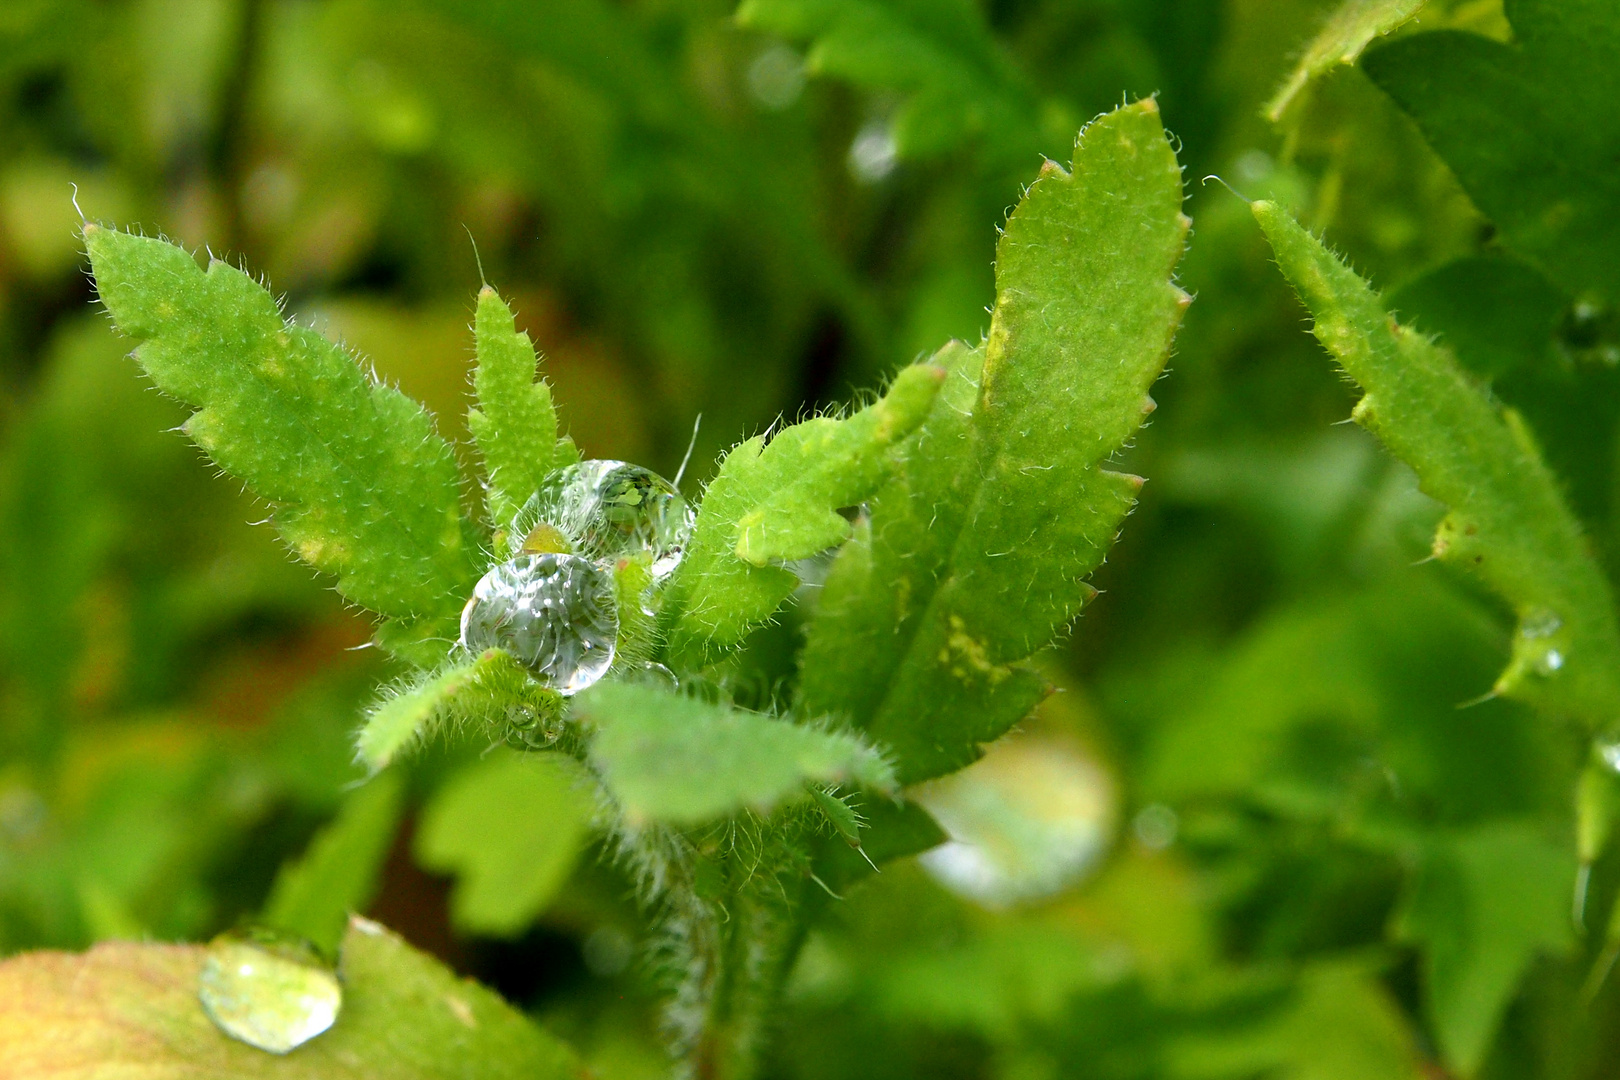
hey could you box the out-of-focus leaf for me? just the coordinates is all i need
[84,225,477,621]
[1395,822,1574,1075]
[1167,961,1424,1080]
[469,287,558,527]
[415,752,593,937]
[737,0,1048,160]
[578,682,894,826]
[0,916,585,1078]
[800,100,1189,783]
[664,362,941,662]
[1361,0,1620,302]
[1254,200,1620,731]
[262,772,405,955]
[1265,0,1428,121]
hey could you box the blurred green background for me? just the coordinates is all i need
[2,0,1615,1077]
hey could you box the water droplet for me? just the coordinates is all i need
[461,554,618,694]
[1517,608,1569,678]
[913,735,1114,908]
[197,929,341,1054]
[512,461,694,578]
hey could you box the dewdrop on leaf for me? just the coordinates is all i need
[510,460,694,579]
[460,554,618,695]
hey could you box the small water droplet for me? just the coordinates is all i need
[1518,608,1569,679]
[461,554,618,694]
[511,461,694,578]
[197,929,341,1054]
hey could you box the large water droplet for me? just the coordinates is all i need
[912,734,1114,908]
[461,554,618,694]
[197,929,341,1054]
[511,461,694,578]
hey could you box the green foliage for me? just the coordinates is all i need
[355,650,563,772]
[737,0,1053,163]
[664,362,941,661]
[802,100,1188,783]
[1395,822,1574,1075]
[1253,199,1620,729]
[579,682,894,826]
[1264,0,1427,120]
[415,752,593,937]
[1361,0,1620,303]
[0,918,584,1078]
[262,772,404,955]
[469,287,558,527]
[83,226,477,621]
[5,2,1620,1078]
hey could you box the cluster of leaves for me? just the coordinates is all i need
[1,1,1619,1079]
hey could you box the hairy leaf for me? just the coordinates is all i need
[578,682,895,826]
[737,0,1043,160]
[1265,0,1428,121]
[84,226,477,620]
[0,917,583,1077]
[1361,0,1620,302]
[1254,200,1620,729]
[415,752,593,937]
[355,649,563,772]
[800,100,1189,783]
[469,286,557,528]
[665,362,941,662]
[262,772,405,955]
[1395,822,1574,1075]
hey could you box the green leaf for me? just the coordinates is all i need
[0,916,585,1077]
[736,0,1045,160]
[1264,0,1428,121]
[1361,0,1620,302]
[799,100,1189,783]
[262,772,405,956]
[577,682,895,826]
[469,286,557,528]
[83,225,476,620]
[1395,822,1575,1075]
[1253,199,1620,730]
[664,362,942,662]
[355,650,564,772]
[415,751,593,937]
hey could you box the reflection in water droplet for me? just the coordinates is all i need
[461,554,618,694]
[913,735,1114,908]
[511,461,694,578]
[197,929,341,1054]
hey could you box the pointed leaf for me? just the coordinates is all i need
[1253,200,1620,729]
[665,362,942,661]
[84,226,476,619]
[0,917,585,1078]
[356,650,563,772]
[800,100,1189,783]
[469,286,557,527]
[416,752,593,937]
[577,682,895,826]
[263,773,405,955]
